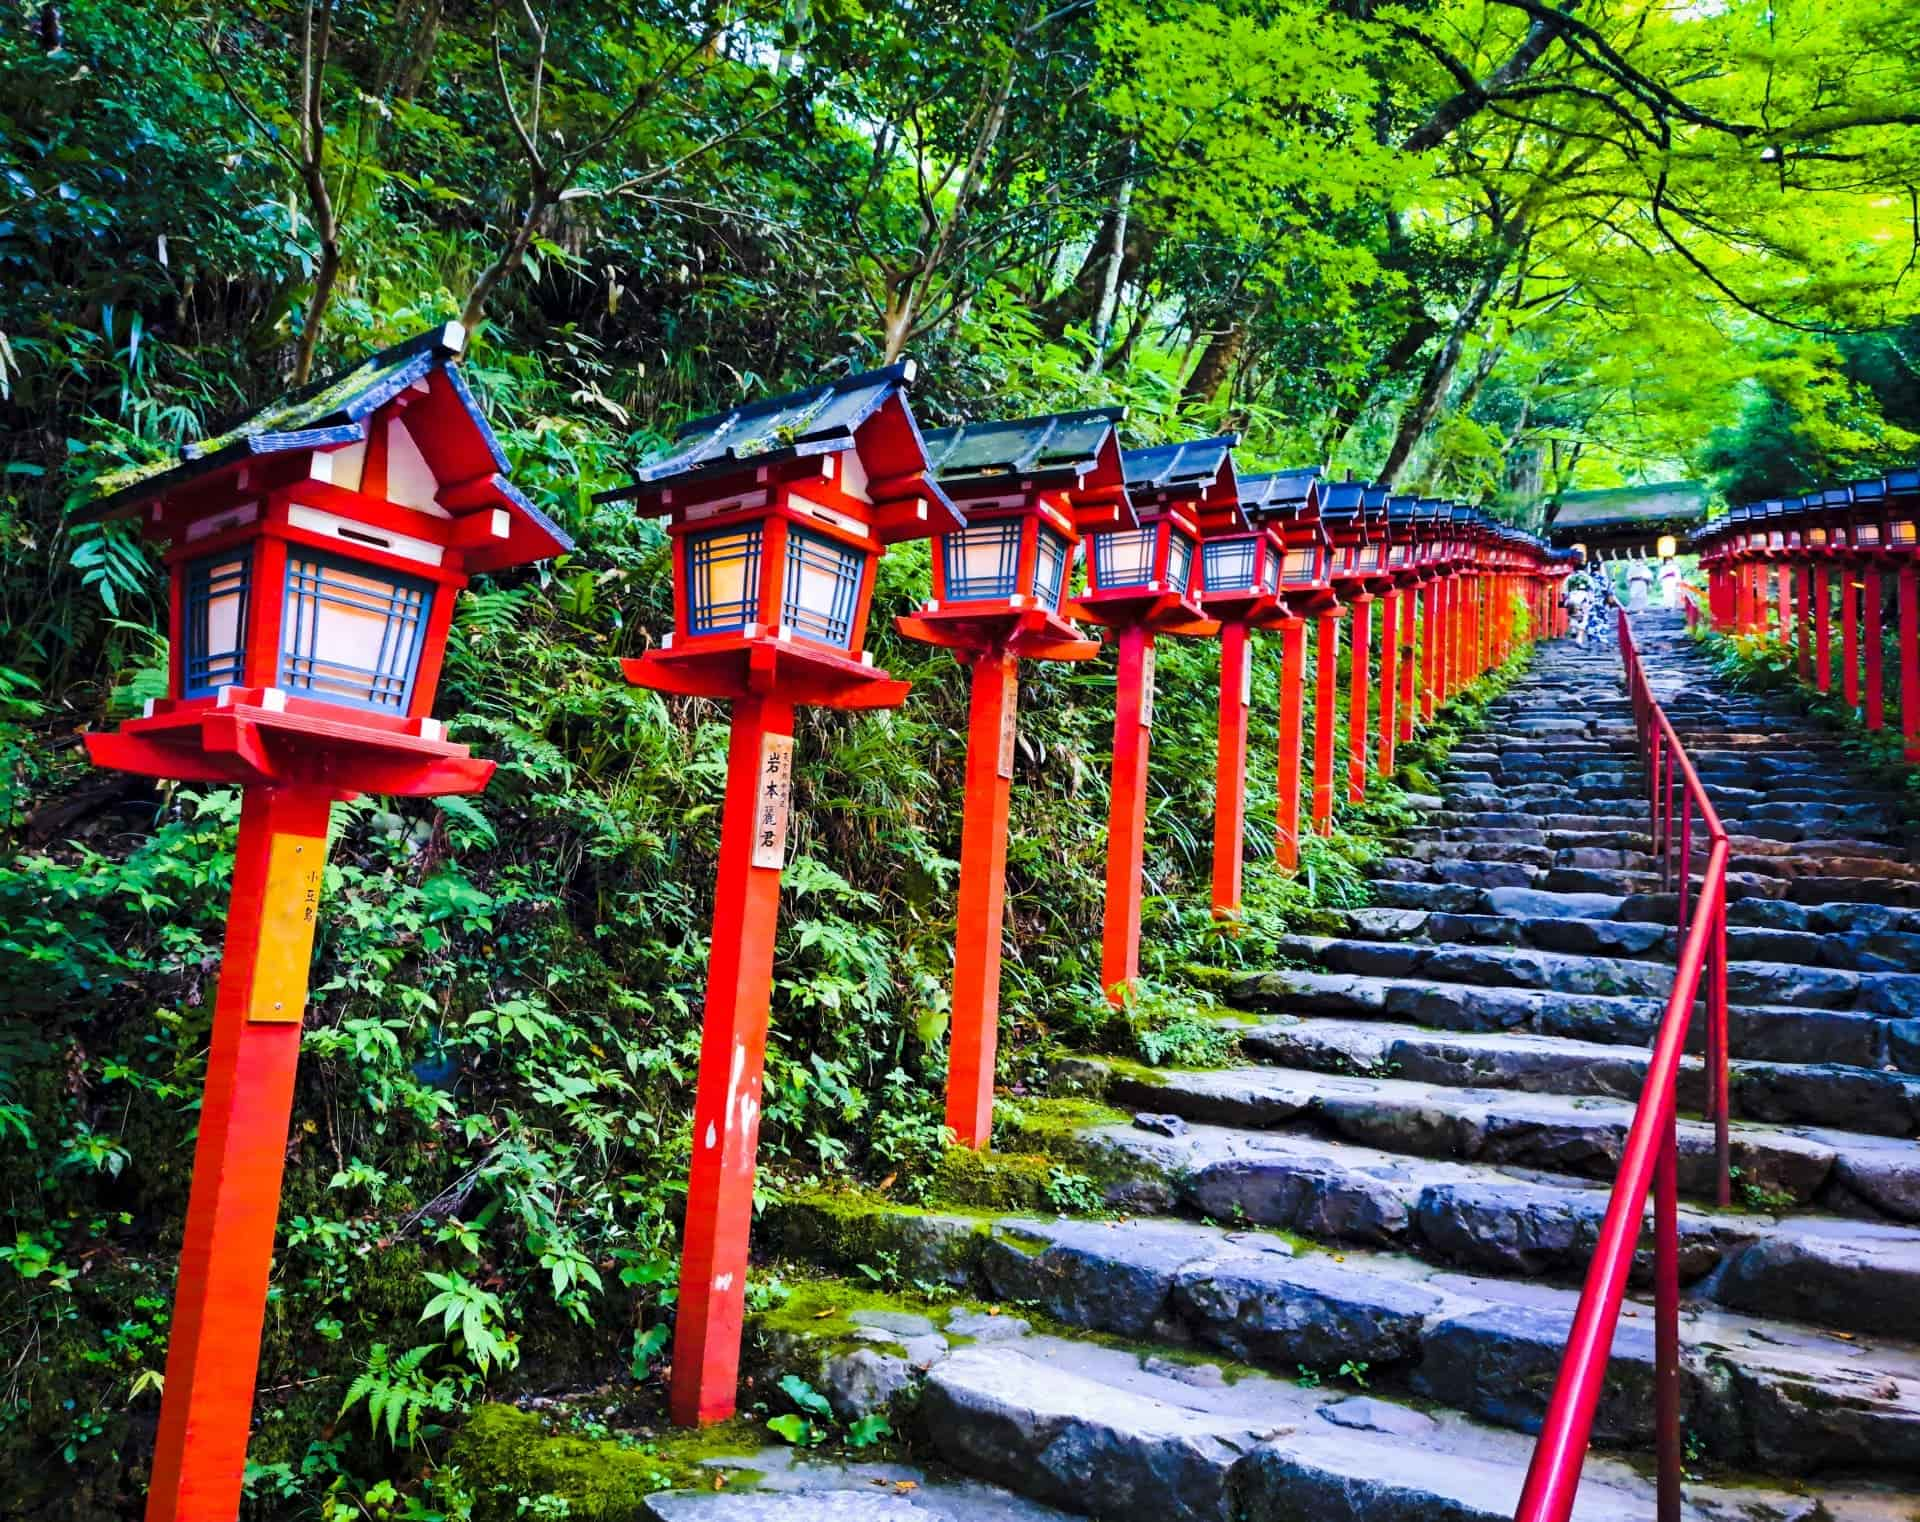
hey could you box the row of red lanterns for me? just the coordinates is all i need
[1692,474,1920,756]
[75,332,1572,1518]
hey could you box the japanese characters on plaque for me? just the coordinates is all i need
[752,733,797,869]
[1140,642,1156,729]
[250,833,329,1023]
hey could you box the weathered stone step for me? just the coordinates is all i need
[1073,1060,1920,1222]
[1062,1112,1920,1339]
[1324,903,1920,974]
[781,1205,1920,1483]
[1224,965,1916,1071]
[1236,1013,1920,1136]
[1264,932,1920,1018]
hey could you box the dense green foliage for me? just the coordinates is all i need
[2,0,1915,1513]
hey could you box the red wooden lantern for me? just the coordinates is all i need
[1195,469,1276,921]
[598,362,961,1427]
[73,322,572,1522]
[1237,469,1330,871]
[895,409,1126,1147]
[1412,499,1451,722]
[1075,436,1236,1000]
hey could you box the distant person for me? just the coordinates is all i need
[1659,557,1682,609]
[1626,554,1654,611]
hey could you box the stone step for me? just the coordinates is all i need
[1071,1060,1920,1222]
[1264,932,1920,1019]
[642,1448,1080,1521]
[1238,1013,1920,1136]
[1323,903,1920,975]
[1060,1112,1920,1340]
[1224,964,1917,1070]
[778,1205,1920,1484]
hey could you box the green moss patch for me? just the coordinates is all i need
[447,1403,767,1521]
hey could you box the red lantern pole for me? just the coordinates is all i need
[1347,593,1372,803]
[1212,621,1252,917]
[1815,564,1833,691]
[1843,567,1861,708]
[1398,587,1418,742]
[946,653,1017,1143]
[1777,565,1792,638]
[1377,587,1399,776]
[1103,624,1155,997]
[1866,567,1886,730]
[1312,610,1343,833]
[1275,616,1307,868]
[145,785,331,1522]
[669,694,794,1423]
[1796,564,1812,682]
[1422,578,1441,718]
[1902,565,1920,761]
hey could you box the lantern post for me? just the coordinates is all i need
[897,411,1126,1145]
[599,365,962,1424]
[75,325,572,1522]
[1259,471,1332,869]
[1312,483,1366,829]
[1200,467,1323,911]
[1887,471,1920,760]
[1075,438,1233,997]
[1846,477,1891,729]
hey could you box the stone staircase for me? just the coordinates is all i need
[725,615,1920,1522]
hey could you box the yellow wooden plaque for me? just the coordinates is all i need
[751,733,796,870]
[249,832,328,1023]
[996,673,1019,780]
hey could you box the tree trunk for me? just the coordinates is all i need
[1182,321,1246,407]
[1087,163,1134,374]
[1376,265,1503,487]
[1319,314,1438,458]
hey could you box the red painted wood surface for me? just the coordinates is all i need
[1311,610,1342,835]
[1211,620,1252,918]
[1776,566,1792,644]
[1101,624,1154,1001]
[1903,568,1920,761]
[670,693,795,1426]
[1422,580,1441,720]
[1347,594,1371,804]
[1398,587,1418,744]
[1843,568,1861,709]
[146,785,333,1522]
[947,653,1018,1145]
[1376,591,1399,778]
[1865,569,1885,730]
[1814,566,1832,692]
[1796,567,1812,683]
[1274,617,1307,869]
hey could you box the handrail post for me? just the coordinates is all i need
[1711,894,1731,1206]
[1655,1100,1682,1522]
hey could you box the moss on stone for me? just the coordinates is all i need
[929,1146,1056,1210]
[448,1402,766,1521]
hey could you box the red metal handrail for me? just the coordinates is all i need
[1514,608,1731,1522]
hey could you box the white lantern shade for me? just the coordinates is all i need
[184,550,251,697]
[280,552,433,711]
[782,527,864,648]
[687,525,765,635]
[1089,526,1157,589]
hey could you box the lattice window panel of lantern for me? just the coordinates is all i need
[1033,525,1071,607]
[280,552,433,711]
[782,527,862,648]
[943,520,1023,601]
[1167,533,1196,594]
[183,551,252,697]
[1090,527,1157,589]
[1202,537,1259,594]
[688,526,765,635]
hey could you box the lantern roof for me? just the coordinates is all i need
[921,407,1125,492]
[1849,477,1886,506]
[1821,486,1854,509]
[1386,493,1418,524]
[1237,467,1322,522]
[602,361,962,543]
[78,322,572,574]
[1887,468,1920,500]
